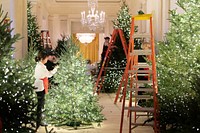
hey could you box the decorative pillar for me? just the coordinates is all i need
[51,14,61,48]
[10,0,28,59]
[67,19,71,35]
[162,0,170,39]
[146,0,162,41]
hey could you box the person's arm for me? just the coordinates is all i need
[34,63,58,79]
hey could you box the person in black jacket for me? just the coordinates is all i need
[101,37,110,62]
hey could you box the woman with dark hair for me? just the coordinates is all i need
[34,50,58,129]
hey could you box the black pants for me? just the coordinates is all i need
[36,90,45,126]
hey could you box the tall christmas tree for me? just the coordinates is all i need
[0,5,36,132]
[103,1,143,93]
[101,1,131,93]
[27,1,42,51]
[157,0,200,132]
[45,37,104,128]
[113,1,131,42]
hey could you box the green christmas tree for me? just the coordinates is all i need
[54,34,68,57]
[0,5,36,132]
[156,0,200,132]
[27,1,42,51]
[103,2,143,93]
[101,2,131,93]
[45,37,104,128]
[113,1,131,42]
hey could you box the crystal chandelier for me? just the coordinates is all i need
[81,0,105,31]
[76,33,96,44]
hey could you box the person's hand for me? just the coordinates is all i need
[54,65,59,70]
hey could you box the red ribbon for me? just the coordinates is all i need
[41,77,49,94]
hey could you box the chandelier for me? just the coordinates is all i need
[76,33,96,44]
[81,0,105,31]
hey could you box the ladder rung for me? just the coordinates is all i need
[133,33,151,38]
[136,74,149,76]
[131,123,154,126]
[132,65,151,69]
[129,70,152,74]
[136,114,153,117]
[133,80,152,84]
[125,107,154,112]
[130,50,152,56]
[41,30,49,32]
[133,14,152,20]
[104,67,125,70]
[127,88,153,92]
[135,95,152,99]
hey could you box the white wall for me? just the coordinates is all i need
[170,0,185,14]
[1,0,28,59]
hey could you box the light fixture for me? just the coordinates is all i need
[81,0,105,31]
[76,33,96,44]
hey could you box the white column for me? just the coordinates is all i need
[51,14,61,48]
[10,0,28,59]
[36,1,49,30]
[67,19,71,35]
[170,0,185,14]
[162,0,170,39]
[146,0,162,41]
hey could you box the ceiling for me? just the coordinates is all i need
[55,0,121,3]
[41,0,121,16]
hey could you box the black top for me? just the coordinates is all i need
[101,45,108,60]
[45,61,57,71]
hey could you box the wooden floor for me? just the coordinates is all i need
[37,93,154,133]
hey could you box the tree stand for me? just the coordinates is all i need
[45,126,55,133]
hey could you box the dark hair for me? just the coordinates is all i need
[35,50,50,62]
[86,59,91,64]
[46,49,57,56]
[104,37,110,40]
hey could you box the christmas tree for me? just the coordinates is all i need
[156,0,200,132]
[27,1,42,51]
[101,1,130,93]
[54,34,68,57]
[112,1,131,42]
[103,1,143,92]
[0,5,36,132]
[45,37,104,128]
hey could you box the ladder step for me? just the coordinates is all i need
[130,50,152,56]
[127,88,153,92]
[125,107,154,112]
[129,70,152,74]
[132,65,151,69]
[135,95,152,99]
[104,67,125,70]
[136,113,153,117]
[136,74,150,76]
[133,80,152,84]
[133,14,152,20]
[133,33,151,38]
[131,123,154,127]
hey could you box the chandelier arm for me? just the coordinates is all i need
[80,0,105,31]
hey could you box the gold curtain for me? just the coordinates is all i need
[72,34,99,63]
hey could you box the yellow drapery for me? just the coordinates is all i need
[72,34,99,63]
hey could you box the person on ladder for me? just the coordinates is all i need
[99,37,117,75]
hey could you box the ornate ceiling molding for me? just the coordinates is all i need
[55,0,121,3]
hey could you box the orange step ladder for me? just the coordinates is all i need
[93,29,128,94]
[41,30,52,49]
[119,14,159,133]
